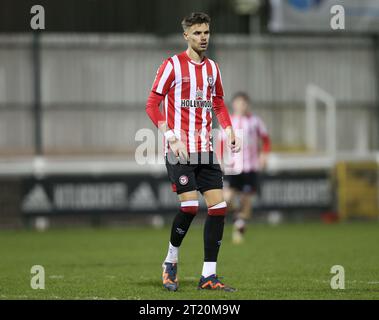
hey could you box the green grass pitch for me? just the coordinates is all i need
[0,222,378,300]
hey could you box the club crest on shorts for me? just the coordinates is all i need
[207,75,214,87]
[179,175,189,185]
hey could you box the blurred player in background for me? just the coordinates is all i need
[220,92,271,244]
[146,12,241,292]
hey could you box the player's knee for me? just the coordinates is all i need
[180,200,199,215]
[207,201,227,216]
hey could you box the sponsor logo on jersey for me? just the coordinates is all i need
[181,99,212,109]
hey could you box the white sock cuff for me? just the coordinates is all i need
[209,201,227,210]
[181,200,199,207]
[169,242,178,249]
[202,261,217,278]
[165,242,179,263]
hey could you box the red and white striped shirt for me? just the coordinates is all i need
[219,113,270,172]
[149,51,229,154]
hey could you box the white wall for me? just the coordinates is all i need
[0,34,377,155]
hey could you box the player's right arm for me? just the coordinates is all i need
[256,117,271,170]
[145,59,188,161]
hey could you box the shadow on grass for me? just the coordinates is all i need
[133,278,196,288]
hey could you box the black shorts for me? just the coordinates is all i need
[224,170,261,194]
[165,151,223,195]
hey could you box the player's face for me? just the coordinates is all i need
[184,23,210,53]
[232,97,249,115]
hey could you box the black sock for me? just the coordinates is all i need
[169,210,195,247]
[204,215,225,262]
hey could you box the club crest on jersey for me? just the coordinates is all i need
[207,75,214,87]
[196,88,203,100]
[179,175,189,186]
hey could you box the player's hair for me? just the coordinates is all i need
[231,92,251,104]
[181,12,211,31]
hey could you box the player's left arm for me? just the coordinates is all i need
[212,63,240,153]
